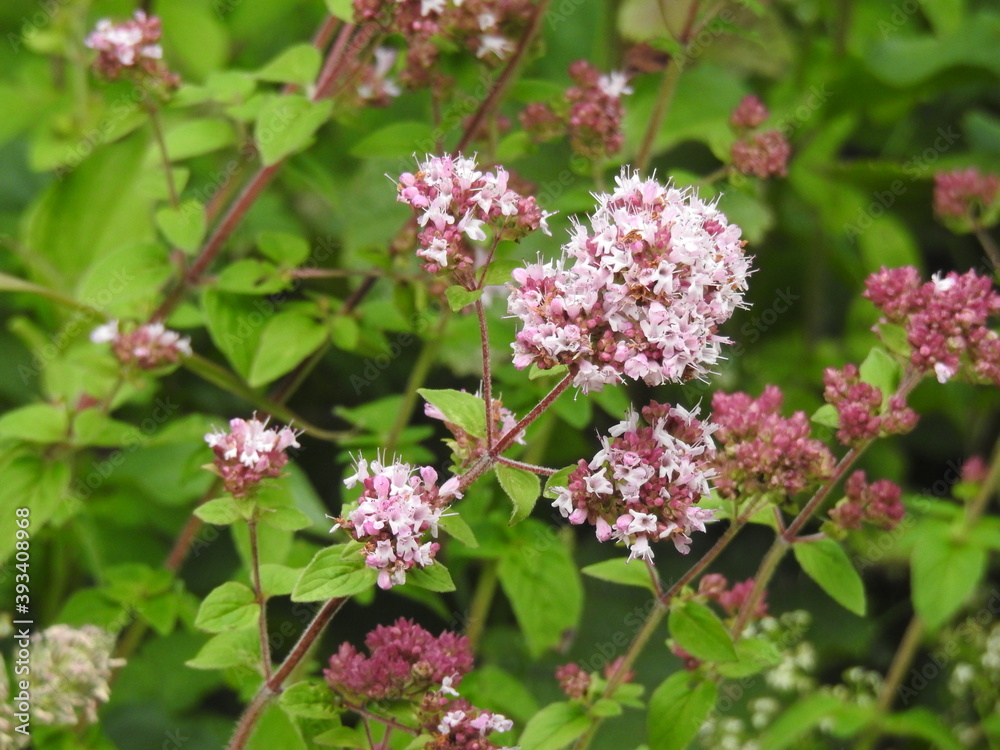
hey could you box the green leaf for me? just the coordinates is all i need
[348,121,435,159]
[201,290,266,378]
[858,347,899,398]
[155,201,207,253]
[291,546,379,601]
[185,627,259,671]
[195,497,244,526]
[70,410,143,448]
[543,465,575,500]
[438,513,478,548]
[482,260,522,287]
[136,592,180,636]
[517,702,590,750]
[406,563,456,592]
[216,259,288,295]
[258,231,310,266]
[280,680,341,720]
[648,672,717,750]
[912,531,987,630]
[494,464,540,524]
[314,726,368,748]
[255,44,322,86]
[259,506,313,531]
[669,600,737,662]
[162,118,236,160]
[248,312,328,387]
[716,637,782,678]
[581,559,656,592]
[444,285,484,312]
[194,582,260,633]
[323,0,355,22]
[256,95,333,166]
[0,403,67,443]
[529,363,568,380]
[0,452,71,564]
[258,564,302,598]
[498,521,583,657]
[880,708,963,750]
[810,403,839,429]
[329,315,360,351]
[757,693,842,750]
[417,388,486,438]
[793,538,866,616]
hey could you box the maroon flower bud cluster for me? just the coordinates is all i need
[728,96,790,179]
[424,390,525,468]
[699,573,769,618]
[85,11,178,87]
[519,60,632,160]
[864,266,1000,386]
[325,618,473,702]
[933,167,1000,229]
[710,386,835,502]
[353,0,535,88]
[397,154,551,274]
[204,415,301,498]
[962,455,988,484]
[555,663,591,699]
[829,471,903,531]
[729,95,769,129]
[822,364,918,446]
[90,320,191,370]
[552,402,717,562]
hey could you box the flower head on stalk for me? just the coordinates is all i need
[204,414,301,498]
[331,454,461,589]
[552,401,717,562]
[933,167,1000,233]
[85,11,178,87]
[91,320,191,370]
[30,625,125,728]
[864,266,1000,386]
[508,168,751,393]
[397,153,552,274]
[822,364,918,447]
[828,471,903,532]
[727,96,790,179]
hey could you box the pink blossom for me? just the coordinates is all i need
[829,471,903,531]
[731,130,791,179]
[933,168,1000,228]
[91,320,191,369]
[555,663,591,699]
[204,415,301,498]
[730,95,769,129]
[551,401,717,562]
[85,11,177,85]
[823,364,918,446]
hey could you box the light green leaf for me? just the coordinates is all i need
[438,512,479,548]
[517,702,590,750]
[201,289,266,378]
[248,312,328,388]
[444,285,484,312]
[417,388,487,438]
[291,546,379,601]
[581,559,656,592]
[348,121,435,159]
[669,600,737,662]
[811,403,839,429]
[194,582,260,633]
[406,563,456,592]
[0,403,67,443]
[259,506,313,531]
[494,464,540,524]
[314,726,368,748]
[0,452,71,563]
[162,118,236,160]
[256,44,322,86]
[794,537,866,616]
[858,347,899,398]
[70,410,143,448]
[648,673,717,750]
[912,530,987,630]
[136,592,180,636]
[256,95,333,166]
[185,627,259,671]
[543,465,575,500]
[482,260,522,287]
[279,680,341,720]
[194,497,244,526]
[529,363,568,380]
[258,231,310,266]
[329,315,360,351]
[323,0,355,22]
[716,637,782,678]
[258,564,302,598]
[216,258,288,295]
[155,201,207,253]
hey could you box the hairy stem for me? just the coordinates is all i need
[248,518,272,680]
[494,456,557,475]
[476,299,496,449]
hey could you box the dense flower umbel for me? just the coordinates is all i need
[864,267,1000,386]
[85,11,177,85]
[553,402,717,562]
[325,618,473,702]
[91,320,191,369]
[397,154,551,274]
[204,415,301,498]
[509,169,751,393]
[332,456,461,589]
[710,386,835,502]
[829,471,903,531]
[933,167,1000,229]
[424,389,525,468]
[427,703,516,750]
[30,625,125,727]
[822,364,918,446]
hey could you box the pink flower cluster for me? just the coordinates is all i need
[698,573,768,618]
[91,320,191,369]
[332,455,460,589]
[710,386,835,502]
[552,401,717,562]
[864,267,1000,386]
[397,154,551,274]
[822,364,918,446]
[521,61,632,160]
[204,415,301,498]
[430,707,515,750]
[356,47,402,106]
[728,95,790,179]
[555,663,591,699]
[508,169,751,393]
[85,11,177,85]
[933,168,1000,228]
[325,618,473,701]
[829,471,903,531]
[424,390,524,468]
[353,0,535,88]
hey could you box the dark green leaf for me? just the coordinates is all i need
[258,231,311,266]
[669,600,737,662]
[912,530,987,630]
[581,559,656,592]
[648,672,717,750]
[194,582,260,633]
[517,702,590,750]
[291,546,379,601]
[248,312,328,387]
[256,95,333,166]
[494,464,540,524]
[794,537,866,616]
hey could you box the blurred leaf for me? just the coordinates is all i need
[648,672,717,750]
[439,513,479,548]
[445,286,484,312]
[407,563,456,592]
[348,121,435,159]
[794,538,866,616]
[668,600,737,662]
[0,403,67,443]
[156,202,207,254]
[216,259,288,295]
[160,0,230,81]
[881,708,964,750]
[0,451,71,564]
[195,497,243,526]
[757,694,843,749]
[258,231,311,266]
[517,702,590,750]
[256,44,322,86]
[582,559,656,592]
[912,527,987,630]
[716,637,782,678]
[256,95,333,166]
[248,312,328,387]
[202,290,267,378]
[162,119,236,160]
[494,464,540,524]
[280,680,341,720]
